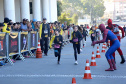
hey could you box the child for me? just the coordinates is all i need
[50,29,63,64]
[70,26,82,65]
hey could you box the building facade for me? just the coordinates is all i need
[0,0,57,22]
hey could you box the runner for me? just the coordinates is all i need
[50,29,63,64]
[70,26,82,65]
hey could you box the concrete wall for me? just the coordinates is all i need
[0,0,4,22]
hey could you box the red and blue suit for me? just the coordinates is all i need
[106,19,125,64]
[92,24,120,71]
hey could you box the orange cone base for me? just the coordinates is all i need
[36,51,42,58]
[96,55,101,58]
[90,62,97,66]
[83,73,92,79]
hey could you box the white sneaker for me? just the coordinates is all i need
[74,61,78,65]
[80,49,83,52]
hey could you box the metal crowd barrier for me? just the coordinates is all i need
[0,32,39,65]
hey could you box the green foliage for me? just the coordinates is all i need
[71,14,78,25]
[57,1,63,17]
[58,13,72,25]
[81,0,106,21]
[58,0,105,25]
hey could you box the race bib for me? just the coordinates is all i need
[54,44,60,48]
[92,34,95,37]
[44,29,48,34]
[73,38,78,42]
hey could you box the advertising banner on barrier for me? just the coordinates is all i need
[30,32,37,49]
[9,33,18,54]
[21,32,28,52]
[0,33,6,57]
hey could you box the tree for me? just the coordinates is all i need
[71,14,78,25]
[81,0,106,21]
[57,1,63,17]
[58,13,72,25]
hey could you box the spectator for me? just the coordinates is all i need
[27,22,33,31]
[16,22,22,32]
[62,21,67,31]
[12,23,18,32]
[7,22,12,32]
[3,17,10,33]
[31,19,37,31]
[21,19,31,32]
[0,23,5,32]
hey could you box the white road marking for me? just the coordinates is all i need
[0,74,126,79]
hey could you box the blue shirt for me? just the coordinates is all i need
[20,23,28,30]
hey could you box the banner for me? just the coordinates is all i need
[9,33,18,54]
[21,32,28,52]
[0,33,6,56]
[30,32,37,49]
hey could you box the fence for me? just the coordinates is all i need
[0,30,69,66]
[0,31,39,65]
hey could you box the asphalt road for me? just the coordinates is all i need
[0,36,126,84]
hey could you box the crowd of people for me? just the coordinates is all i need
[0,17,89,66]
[0,17,126,72]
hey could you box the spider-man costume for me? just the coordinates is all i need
[106,19,125,64]
[92,24,120,71]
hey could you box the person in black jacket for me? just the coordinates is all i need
[39,18,50,56]
[70,26,83,65]
[50,29,63,64]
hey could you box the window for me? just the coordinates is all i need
[29,2,33,14]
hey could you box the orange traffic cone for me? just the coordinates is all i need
[96,46,101,58]
[83,59,92,79]
[36,40,42,58]
[104,43,107,49]
[90,52,97,66]
[101,43,105,53]
[72,77,76,84]
[107,40,110,47]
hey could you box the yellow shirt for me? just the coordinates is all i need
[3,23,10,33]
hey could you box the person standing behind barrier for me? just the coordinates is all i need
[50,29,63,64]
[39,18,50,56]
[21,19,31,32]
[70,26,82,65]
[0,23,5,32]
[2,17,11,33]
